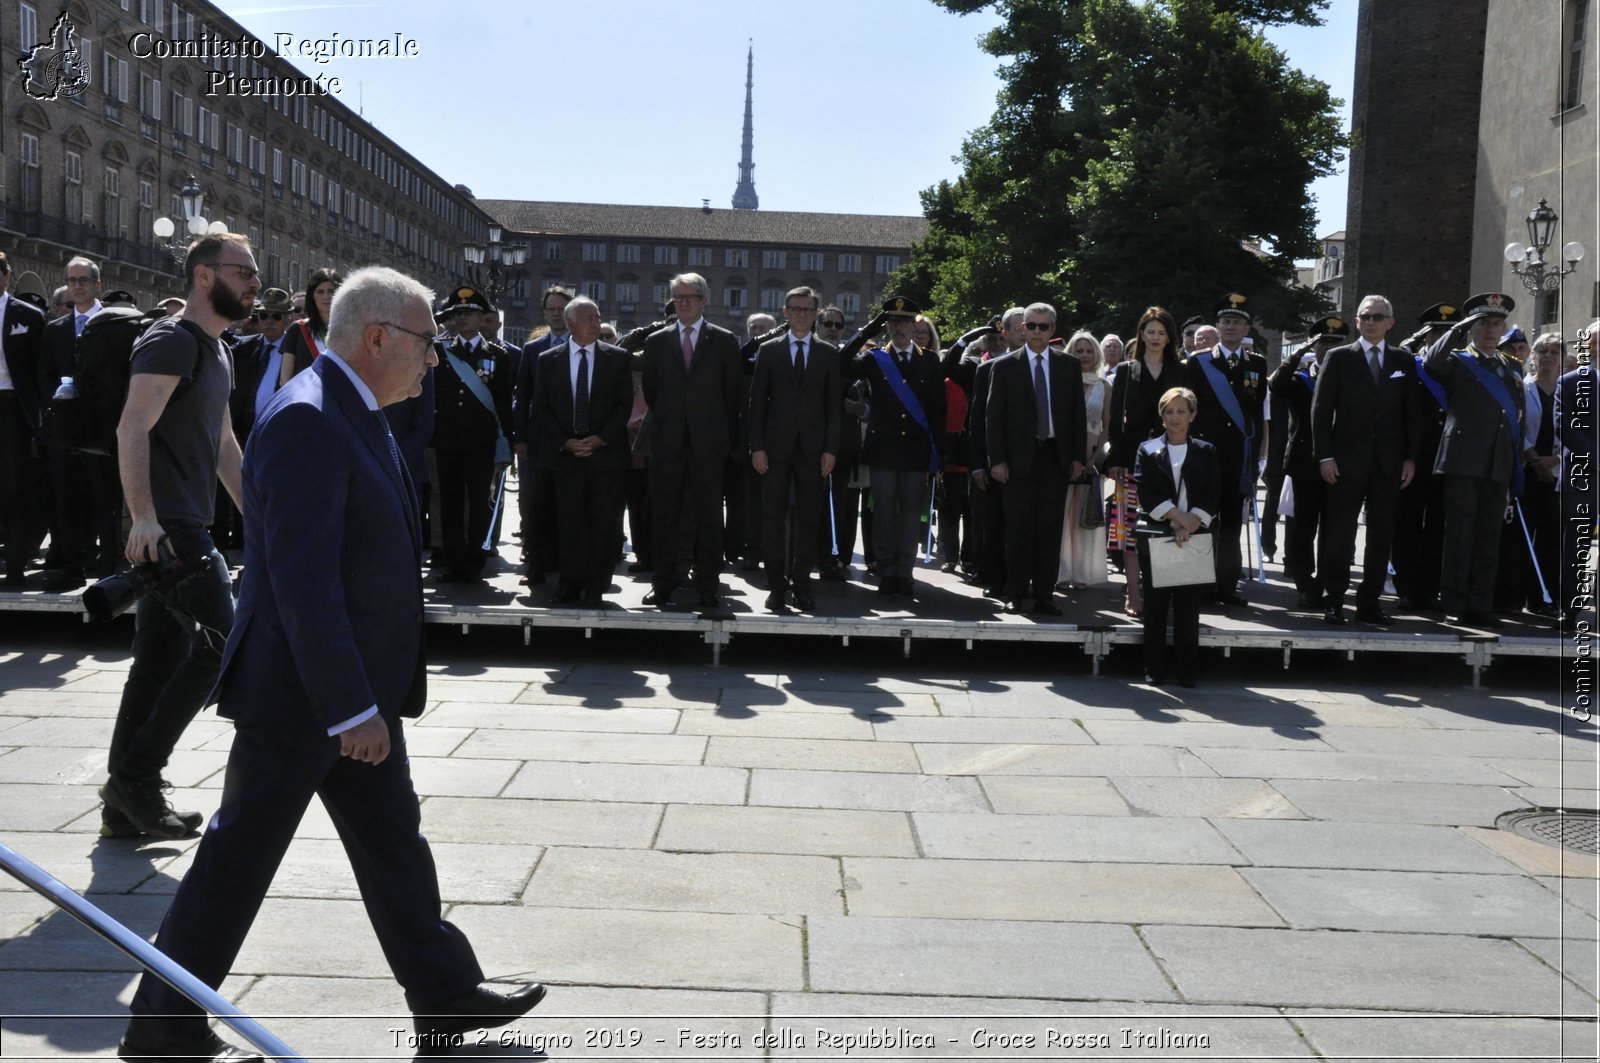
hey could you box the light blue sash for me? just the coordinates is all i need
[870,348,938,473]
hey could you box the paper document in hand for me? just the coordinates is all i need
[1148,531,1216,588]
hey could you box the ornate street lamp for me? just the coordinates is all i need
[462,225,528,304]
[1504,198,1586,294]
[152,174,227,264]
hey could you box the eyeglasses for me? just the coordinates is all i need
[819,320,845,328]
[65,276,95,285]
[785,305,818,314]
[1357,313,1389,322]
[1023,322,1054,331]
[380,321,437,346]
[257,312,286,321]
[206,262,260,281]
[671,293,705,303]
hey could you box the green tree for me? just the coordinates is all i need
[896,0,1344,336]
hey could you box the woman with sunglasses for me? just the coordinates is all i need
[278,268,343,385]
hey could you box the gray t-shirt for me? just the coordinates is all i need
[129,317,234,525]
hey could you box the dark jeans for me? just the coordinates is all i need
[109,523,234,783]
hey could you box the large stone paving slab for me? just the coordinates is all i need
[1142,926,1571,1011]
[1241,867,1598,937]
[1289,1010,1595,1061]
[1079,719,1332,751]
[528,847,843,915]
[0,832,191,895]
[1517,937,1600,1000]
[447,905,804,990]
[768,994,1314,1058]
[453,729,708,765]
[1310,724,1574,759]
[912,744,1218,777]
[807,916,1175,1001]
[501,761,747,805]
[0,971,137,1058]
[676,708,877,740]
[418,795,662,848]
[748,768,987,813]
[0,782,105,831]
[655,804,917,857]
[1459,824,1600,878]
[1267,779,1529,826]
[420,701,681,733]
[719,688,944,717]
[911,812,1242,863]
[1213,819,1528,872]
[1111,777,1303,818]
[514,683,722,710]
[841,857,1281,926]
[0,893,173,971]
[705,735,920,773]
[405,755,521,797]
[869,717,1094,745]
[1190,747,1522,784]
[978,776,1133,815]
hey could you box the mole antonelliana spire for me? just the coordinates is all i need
[731,43,758,211]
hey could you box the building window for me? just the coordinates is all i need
[837,292,861,317]
[723,288,746,311]
[838,254,862,273]
[102,168,121,233]
[582,281,606,301]
[615,282,639,307]
[64,151,83,221]
[1543,289,1562,326]
[581,241,606,262]
[102,51,128,103]
[653,245,679,266]
[875,255,901,274]
[725,248,749,268]
[1565,0,1590,110]
[544,240,564,261]
[688,247,712,267]
[139,0,162,28]
[616,244,640,264]
[799,251,824,271]
[759,289,783,311]
[761,249,786,269]
[653,283,670,306]
[20,4,37,51]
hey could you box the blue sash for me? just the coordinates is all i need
[870,348,938,473]
[1294,370,1315,397]
[1195,351,1254,492]
[1454,350,1524,497]
[1414,355,1448,411]
[443,344,512,466]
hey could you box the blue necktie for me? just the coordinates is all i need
[373,410,405,479]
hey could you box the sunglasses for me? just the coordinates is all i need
[256,311,286,321]
[1023,322,1053,331]
[1357,313,1389,322]
[819,320,845,328]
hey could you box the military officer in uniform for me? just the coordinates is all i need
[1422,293,1525,627]
[431,286,513,584]
[1392,302,1462,612]
[1184,293,1268,606]
[1268,315,1346,609]
[850,296,945,598]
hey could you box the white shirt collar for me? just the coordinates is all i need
[318,349,380,412]
[76,301,102,319]
[568,338,592,358]
[679,318,702,334]
[788,330,811,346]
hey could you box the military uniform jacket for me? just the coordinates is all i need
[431,337,513,453]
[852,344,946,472]
[1423,336,1526,486]
[1267,358,1319,479]
[1184,347,1267,489]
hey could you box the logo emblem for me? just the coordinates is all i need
[892,298,906,312]
[1439,304,1456,317]
[1328,318,1344,333]
[1484,293,1504,309]
[1227,292,1247,308]
[19,11,90,101]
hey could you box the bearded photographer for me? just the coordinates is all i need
[101,234,257,839]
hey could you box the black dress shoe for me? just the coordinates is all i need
[697,593,724,611]
[626,561,654,574]
[1323,606,1347,625]
[552,589,582,605]
[764,589,787,612]
[119,1025,262,1063]
[939,560,959,573]
[580,591,604,607]
[1355,607,1397,626]
[791,588,816,611]
[1217,591,1248,608]
[877,580,896,596]
[43,568,85,592]
[413,982,548,1040]
[1296,590,1323,610]
[1032,601,1063,617]
[2,570,24,588]
[819,562,847,582]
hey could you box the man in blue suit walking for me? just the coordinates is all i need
[120,267,545,1063]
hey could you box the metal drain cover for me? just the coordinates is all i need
[1496,808,1600,855]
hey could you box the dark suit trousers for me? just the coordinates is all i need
[651,449,724,594]
[0,393,31,576]
[552,460,624,596]
[938,471,969,564]
[979,478,1007,591]
[1284,470,1325,595]
[1213,482,1245,594]
[1136,535,1202,683]
[435,448,494,574]
[43,444,84,569]
[129,715,484,1035]
[1319,466,1401,609]
[868,467,930,580]
[760,456,823,589]
[625,466,652,566]
[1440,474,1508,614]
[1393,471,1445,605]
[1497,479,1558,610]
[1000,445,1069,601]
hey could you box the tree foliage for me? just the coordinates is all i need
[896,0,1345,335]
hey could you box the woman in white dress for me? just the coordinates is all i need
[1058,331,1111,588]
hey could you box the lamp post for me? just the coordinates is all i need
[151,174,227,265]
[1503,198,1586,295]
[462,226,528,304]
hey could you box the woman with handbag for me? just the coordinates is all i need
[1057,331,1110,588]
[1105,306,1183,617]
[1134,387,1220,687]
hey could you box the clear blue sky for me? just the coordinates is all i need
[225,0,1354,245]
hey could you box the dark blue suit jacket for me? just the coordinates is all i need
[217,357,425,730]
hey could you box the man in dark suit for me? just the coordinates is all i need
[36,256,106,589]
[511,286,573,583]
[1423,292,1527,627]
[1312,295,1421,625]
[641,272,743,611]
[748,286,841,612]
[852,296,946,598]
[0,251,45,586]
[120,268,544,1063]
[430,286,513,584]
[532,296,633,606]
[967,314,1022,596]
[1184,293,1268,606]
[986,302,1087,615]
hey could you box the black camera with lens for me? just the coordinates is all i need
[83,544,200,623]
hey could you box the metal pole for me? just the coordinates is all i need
[827,473,839,557]
[1250,492,1266,583]
[482,464,510,553]
[1514,500,1553,604]
[0,842,307,1063]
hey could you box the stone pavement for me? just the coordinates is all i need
[0,625,1596,1061]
